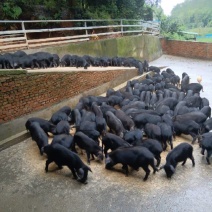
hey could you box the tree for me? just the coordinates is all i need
[160,16,185,39]
[0,0,159,20]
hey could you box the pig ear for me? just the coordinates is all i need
[159,165,164,171]
[170,165,175,173]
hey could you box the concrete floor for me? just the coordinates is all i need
[1,55,212,212]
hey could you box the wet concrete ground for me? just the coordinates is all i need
[1,55,212,212]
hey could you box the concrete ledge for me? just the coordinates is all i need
[26,66,135,73]
[0,131,30,152]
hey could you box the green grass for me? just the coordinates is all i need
[189,27,212,35]
[196,37,212,43]
[0,70,27,75]
[186,27,212,42]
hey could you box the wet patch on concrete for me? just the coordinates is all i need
[0,135,212,212]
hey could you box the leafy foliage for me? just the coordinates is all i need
[161,17,185,39]
[152,6,186,40]
[151,0,212,40]
[0,0,157,21]
[2,2,22,19]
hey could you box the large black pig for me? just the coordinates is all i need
[44,143,92,184]
[105,146,158,181]
[73,132,103,164]
[160,142,195,178]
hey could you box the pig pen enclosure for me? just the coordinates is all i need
[1,54,212,212]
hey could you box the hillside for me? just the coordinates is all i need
[171,0,212,29]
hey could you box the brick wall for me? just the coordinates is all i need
[160,38,212,60]
[0,70,129,124]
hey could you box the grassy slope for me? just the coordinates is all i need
[188,27,212,42]
[189,27,212,35]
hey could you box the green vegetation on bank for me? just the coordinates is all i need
[1,0,212,43]
[154,0,212,41]
[0,70,27,75]
[0,0,159,22]
[189,27,212,35]
[196,38,212,43]
[188,28,212,43]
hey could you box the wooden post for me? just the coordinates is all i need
[22,21,29,49]
[120,19,123,36]
[84,21,88,35]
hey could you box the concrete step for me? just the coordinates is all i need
[0,130,30,152]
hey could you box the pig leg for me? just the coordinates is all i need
[68,166,78,180]
[201,148,205,155]
[169,138,173,149]
[188,153,195,166]
[104,146,109,158]
[190,132,197,144]
[45,159,53,172]
[155,155,161,167]
[142,165,151,181]
[206,150,212,165]
[86,151,91,164]
[182,159,187,166]
[191,155,195,166]
[149,160,158,174]
[91,154,95,160]
[122,164,129,176]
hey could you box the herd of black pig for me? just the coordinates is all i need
[0,50,147,75]
[24,54,212,184]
